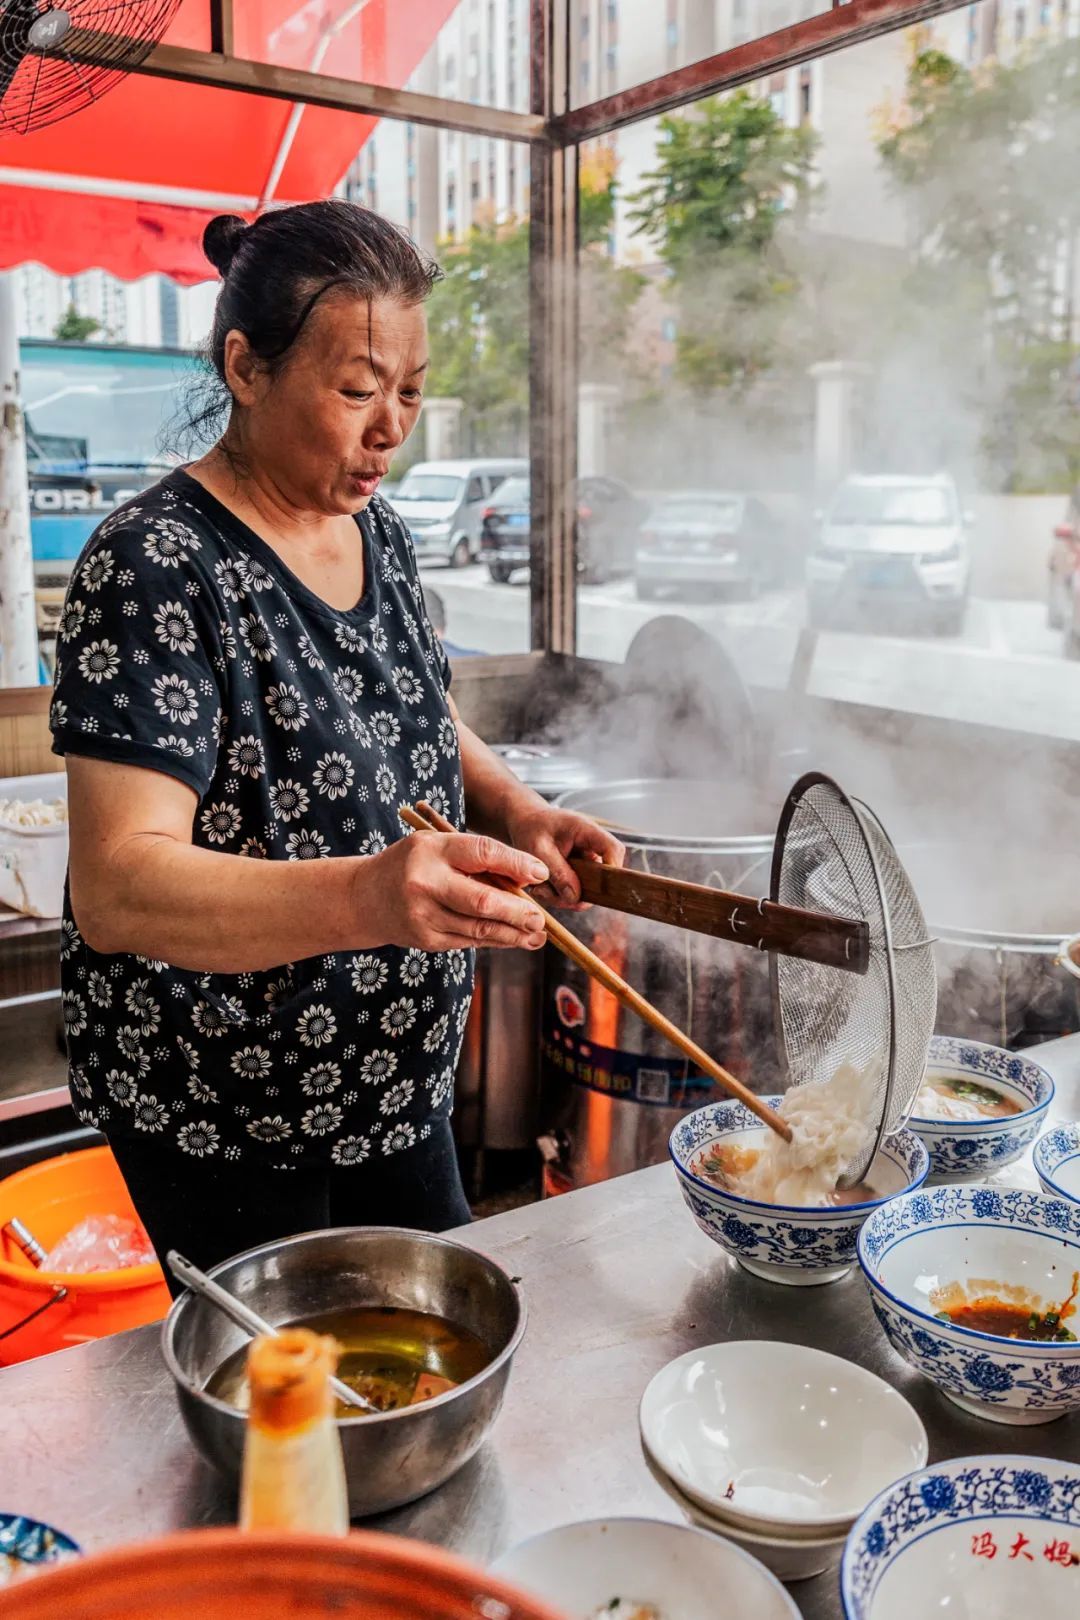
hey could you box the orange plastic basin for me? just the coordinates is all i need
[0,1529,571,1619]
[0,1144,169,1364]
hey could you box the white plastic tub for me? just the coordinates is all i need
[0,771,68,919]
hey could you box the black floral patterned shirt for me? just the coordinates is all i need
[50,470,474,1171]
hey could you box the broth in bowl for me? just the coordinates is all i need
[917,1073,1022,1122]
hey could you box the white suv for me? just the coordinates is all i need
[806,474,971,635]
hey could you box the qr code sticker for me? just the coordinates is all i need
[636,1068,670,1104]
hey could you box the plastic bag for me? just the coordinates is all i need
[41,1213,156,1275]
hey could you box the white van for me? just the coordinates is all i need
[389,458,527,567]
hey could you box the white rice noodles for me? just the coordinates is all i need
[737,1060,880,1206]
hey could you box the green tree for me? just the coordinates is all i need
[877,34,1080,490]
[627,91,818,391]
[419,160,645,463]
[54,304,101,342]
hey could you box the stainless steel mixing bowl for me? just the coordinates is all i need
[161,1226,526,1518]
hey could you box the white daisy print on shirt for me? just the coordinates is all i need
[62,991,87,1037]
[350,954,388,995]
[214,557,247,603]
[269,778,309,821]
[157,733,195,758]
[400,950,429,988]
[301,1061,342,1097]
[230,1045,272,1081]
[133,1094,170,1132]
[360,1049,397,1085]
[154,600,197,654]
[301,1103,344,1137]
[105,1069,139,1106]
[391,666,423,705]
[124,979,161,1036]
[143,517,201,567]
[87,970,112,1008]
[201,802,241,845]
[438,716,457,758]
[374,764,397,804]
[332,667,363,705]
[247,1115,293,1143]
[358,831,388,857]
[81,548,115,592]
[334,622,367,653]
[382,1121,417,1155]
[312,751,354,800]
[237,554,274,593]
[332,1134,371,1166]
[78,640,120,684]
[239,613,276,662]
[297,1003,337,1047]
[59,600,86,642]
[178,1120,220,1157]
[285,827,330,861]
[379,1078,415,1115]
[265,683,309,731]
[152,673,199,726]
[228,735,265,779]
[411,742,438,780]
[297,631,324,670]
[423,1013,450,1054]
[380,998,416,1038]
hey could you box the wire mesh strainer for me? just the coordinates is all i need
[769,772,937,1185]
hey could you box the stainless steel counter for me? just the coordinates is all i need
[5,1033,1080,1618]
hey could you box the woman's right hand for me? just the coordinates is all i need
[360,830,551,953]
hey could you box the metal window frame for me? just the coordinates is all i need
[58,0,973,667]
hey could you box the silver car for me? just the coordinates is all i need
[390,458,527,567]
[806,474,972,634]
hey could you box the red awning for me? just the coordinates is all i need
[0,1,457,284]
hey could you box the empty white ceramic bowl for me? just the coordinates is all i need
[1035,1123,1080,1206]
[859,1185,1080,1425]
[842,1454,1080,1619]
[911,1036,1054,1183]
[670,1097,929,1286]
[491,1516,800,1619]
[642,1447,847,1583]
[639,1340,928,1539]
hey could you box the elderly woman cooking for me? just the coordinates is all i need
[50,200,623,1282]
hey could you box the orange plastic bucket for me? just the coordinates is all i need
[0,1144,169,1364]
[0,1529,571,1619]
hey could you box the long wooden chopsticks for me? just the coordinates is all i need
[400,801,792,1144]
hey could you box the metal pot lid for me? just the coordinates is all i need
[490,744,598,797]
[553,778,773,856]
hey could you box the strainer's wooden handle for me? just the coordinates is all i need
[569,859,870,974]
[401,802,792,1144]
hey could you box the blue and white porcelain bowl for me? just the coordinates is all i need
[910,1036,1054,1183]
[1035,1124,1080,1206]
[841,1455,1080,1619]
[858,1185,1080,1425]
[669,1097,929,1287]
[0,1513,81,1587]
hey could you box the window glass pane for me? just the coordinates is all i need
[238,0,529,113]
[576,6,1080,763]
[569,0,830,110]
[6,111,530,686]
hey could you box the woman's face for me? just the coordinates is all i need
[229,293,428,516]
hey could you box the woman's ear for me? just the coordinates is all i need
[222,329,262,408]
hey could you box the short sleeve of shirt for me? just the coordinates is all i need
[50,514,224,798]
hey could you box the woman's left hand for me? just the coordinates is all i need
[503,801,625,910]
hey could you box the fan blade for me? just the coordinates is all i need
[0,0,38,107]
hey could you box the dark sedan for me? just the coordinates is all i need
[479,475,647,584]
[634,492,786,601]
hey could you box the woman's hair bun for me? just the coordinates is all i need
[203,214,249,277]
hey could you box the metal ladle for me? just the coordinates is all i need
[166,1249,377,1414]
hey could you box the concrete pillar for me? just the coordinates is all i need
[423,396,464,462]
[809,360,871,494]
[578,381,619,478]
[0,273,38,688]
